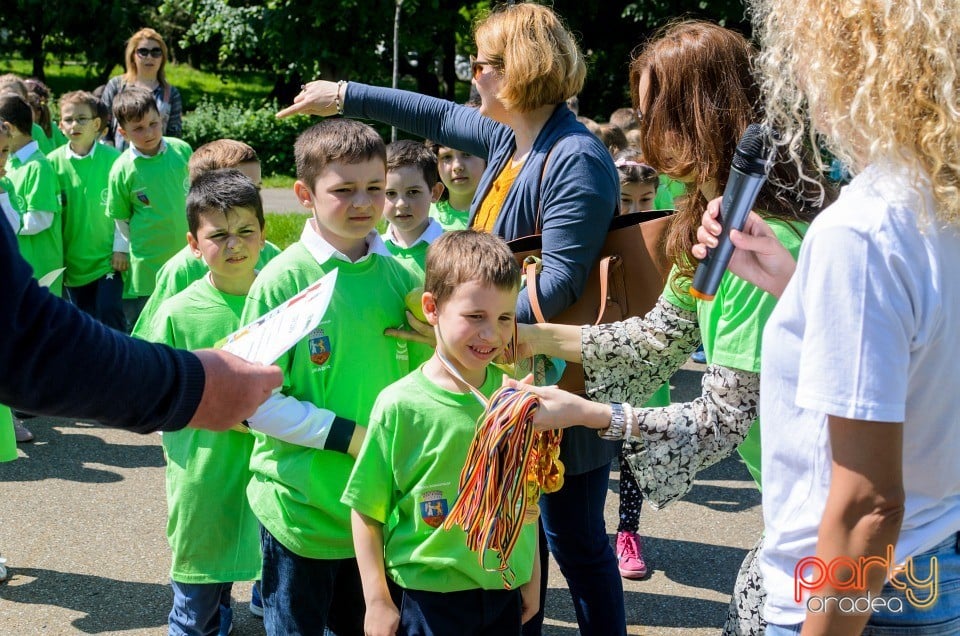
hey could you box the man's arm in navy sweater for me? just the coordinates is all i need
[0,221,281,433]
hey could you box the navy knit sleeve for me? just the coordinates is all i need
[0,221,203,433]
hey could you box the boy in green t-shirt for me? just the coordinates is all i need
[133,168,267,636]
[383,139,444,279]
[105,86,192,327]
[427,142,486,232]
[136,139,281,338]
[343,230,540,634]
[47,91,126,331]
[241,118,419,634]
[0,93,63,297]
[383,140,444,370]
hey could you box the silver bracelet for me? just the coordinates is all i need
[599,402,626,440]
[335,80,346,115]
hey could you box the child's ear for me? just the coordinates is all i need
[116,124,127,140]
[91,116,102,133]
[422,291,440,326]
[293,180,315,209]
[186,232,201,258]
[430,182,445,203]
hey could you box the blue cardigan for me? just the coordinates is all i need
[345,83,618,323]
[0,217,203,433]
[345,83,620,473]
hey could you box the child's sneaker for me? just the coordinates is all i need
[616,531,648,579]
[0,554,8,583]
[249,580,263,618]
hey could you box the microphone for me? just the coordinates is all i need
[690,123,775,301]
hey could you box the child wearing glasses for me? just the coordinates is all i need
[47,91,126,331]
[99,27,183,152]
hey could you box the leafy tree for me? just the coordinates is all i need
[3,0,168,83]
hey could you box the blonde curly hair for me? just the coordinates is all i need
[750,0,960,224]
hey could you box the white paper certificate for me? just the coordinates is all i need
[219,269,339,365]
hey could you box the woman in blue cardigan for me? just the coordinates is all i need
[280,4,624,635]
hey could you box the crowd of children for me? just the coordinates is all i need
[1,55,683,635]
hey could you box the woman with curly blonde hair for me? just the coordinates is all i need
[694,0,960,632]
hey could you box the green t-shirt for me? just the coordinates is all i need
[661,217,808,487]
[135,240,282,337]
[8,145,63,297]
[343,367,537,592]
[48,143,122,287]
[32,123,66,156]
[383,236,435,369]
[0,405,16,463]
[133,277,260,583]
[105,138,192,296]
[653,176,686,211]
[429,199,470,232]
[243,242,419,559]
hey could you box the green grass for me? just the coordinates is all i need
[262,174,296,189]
[265,213,310,250]
[0,57,273,111]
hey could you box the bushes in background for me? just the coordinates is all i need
[182,98,309,177]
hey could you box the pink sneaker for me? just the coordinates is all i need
[616,531,648,579]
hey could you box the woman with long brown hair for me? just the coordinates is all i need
[512,20,830,633]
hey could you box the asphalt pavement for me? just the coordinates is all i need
[0,360,762,635]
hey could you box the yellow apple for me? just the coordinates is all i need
[405,287,427,323]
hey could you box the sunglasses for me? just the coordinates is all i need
[469,55,498,81]
[136,47,163,59]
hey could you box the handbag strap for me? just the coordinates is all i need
[525,255,618,325]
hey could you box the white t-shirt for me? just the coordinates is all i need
[758,161,960,624]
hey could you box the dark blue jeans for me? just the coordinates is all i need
[399,586,522,635]
[523,462,626,636]
[65,272,126,332]
[259,524,364,636]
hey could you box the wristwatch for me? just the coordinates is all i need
[598,402,626,440]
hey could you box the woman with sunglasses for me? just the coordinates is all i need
[279,4,624,635]
[99,27,182,151]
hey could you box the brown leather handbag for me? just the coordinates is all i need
[508,209,674,393]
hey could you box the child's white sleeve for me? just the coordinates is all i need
[115,220,130,241]
[248,393,356,452]
[18,210,55,235]
[113,225,129,252]
[0,193,19,233]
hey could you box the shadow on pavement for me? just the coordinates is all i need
[624,590,731,628]
[0,567,169,633]
[0,418,164,484]
[642,536,749,596]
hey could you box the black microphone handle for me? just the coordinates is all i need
[690,166,767,300]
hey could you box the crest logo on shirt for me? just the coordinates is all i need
[308,328,331,366]
[135,190,151,206]
[419,490,448,528]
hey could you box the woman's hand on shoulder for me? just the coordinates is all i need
[276,79,343,119]
[693,196,797,298]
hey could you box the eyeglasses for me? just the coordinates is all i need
[469,55,498,81]
[136,47,163,59]
[61,116,93,126]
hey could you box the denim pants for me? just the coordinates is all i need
[399,586,522,635]
[767,531,960,635]
[523,462,626,636]
[168,580,232,636]
[65,272,126,332]
[259,524,365,636]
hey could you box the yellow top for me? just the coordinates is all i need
[472,159,525,233]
